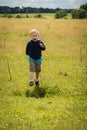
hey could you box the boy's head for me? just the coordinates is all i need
[30,29,39,42]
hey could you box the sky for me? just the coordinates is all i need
[0,0,87,9]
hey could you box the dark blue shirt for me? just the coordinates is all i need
[26,40,46,59]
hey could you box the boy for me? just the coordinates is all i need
[26,29,46,86]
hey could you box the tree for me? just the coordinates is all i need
[79,9,86,18]
[80,3,87,12]
[71,9,86,19]
[55,9,67,18]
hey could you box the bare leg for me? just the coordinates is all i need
[35,72,40,87]
[36,72,40,80]
[29,71,34,86]
[30,71,34,81]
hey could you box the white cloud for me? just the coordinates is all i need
[0,0,87,8]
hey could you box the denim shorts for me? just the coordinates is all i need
[29,60,41,72]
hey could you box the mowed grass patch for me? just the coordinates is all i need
[0,18,87,130]
[0,96,87,130]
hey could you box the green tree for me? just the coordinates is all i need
[71,9,86,19]
[55,9,67,19]
[80,3,87,12]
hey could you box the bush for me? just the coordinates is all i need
[26,15,29,18]
[34,13,42,18]
[55,10,67,19]
[71,9,86,19]
[16,15,22,18]
[8,14,13,18]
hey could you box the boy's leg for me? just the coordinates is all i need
[35,62,41,86]
[30,71,34,81]
[29,60,35,86]
[29,72,34,86]
[35,72,40,87]
[36,72,40,80]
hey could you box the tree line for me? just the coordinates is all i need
[0,3,87,19]
[0,6,71,14]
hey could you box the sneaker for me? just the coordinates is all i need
[35,80,39,87]
[29,81,34,86]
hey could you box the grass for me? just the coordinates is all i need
[0,96,87,130]
[0,13,72,19]
[0,13,55,19]
[0,18,87,130]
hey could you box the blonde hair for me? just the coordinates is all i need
[30,29,39,35]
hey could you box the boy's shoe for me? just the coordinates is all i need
[35,80,39,87]
[29,81,34,86]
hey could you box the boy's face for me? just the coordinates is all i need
[30,32,39,42]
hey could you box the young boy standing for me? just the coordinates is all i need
[26,29,46,86]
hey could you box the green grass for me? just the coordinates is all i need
[0,96,87,130]
[0,13,72,19]
[0,13,55,19]
[0,18,87,130]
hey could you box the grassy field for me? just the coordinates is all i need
[0,18,87,130]
[0,13,55,18]
[0,13,72,19]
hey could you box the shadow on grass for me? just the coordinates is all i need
[12,85,61,98]
[25,85,61,98]
[26,87,46,98]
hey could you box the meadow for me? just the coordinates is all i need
[0,13,72,19]
[0,17,87,130]
[0,13,55,19]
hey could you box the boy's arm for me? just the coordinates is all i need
[26,42,29,55]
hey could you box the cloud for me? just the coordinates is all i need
[67,0,87,8]
[0,0,87,8]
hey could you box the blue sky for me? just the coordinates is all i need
[0,0,87,9]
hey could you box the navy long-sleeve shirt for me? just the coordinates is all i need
[26,40,46,59]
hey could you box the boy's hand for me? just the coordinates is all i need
[39,43,44,48]
[39,42,46,50]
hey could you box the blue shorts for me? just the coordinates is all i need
[29,57,42,63]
